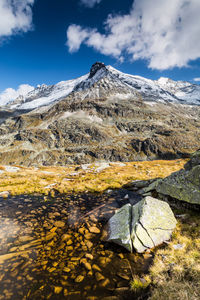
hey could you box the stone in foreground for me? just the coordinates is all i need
[156,150,200,205]
[106,204,132,252]
[107,197,177,253]
[131,196,177,253]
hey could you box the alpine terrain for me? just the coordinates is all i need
[0,62,200,166]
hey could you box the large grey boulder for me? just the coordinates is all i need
[107,196,177,253]
[156,150,200,205]
[131,197,177,253]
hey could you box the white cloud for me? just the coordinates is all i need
[67,0,200,70]
[80,0,102,8]
[0,0,34,38]
[193,78,200,82]
[66,25,95,53]
[0,84,34,106]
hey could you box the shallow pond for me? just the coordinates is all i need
[0,190,152,299]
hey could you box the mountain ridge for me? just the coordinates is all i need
[1,62,200,112]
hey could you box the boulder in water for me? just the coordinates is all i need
[107,196,177,253]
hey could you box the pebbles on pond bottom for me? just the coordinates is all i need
[0,193,152,299]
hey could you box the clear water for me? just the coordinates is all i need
[0,192,152,299]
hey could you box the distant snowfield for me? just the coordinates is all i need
[1,65,200,111]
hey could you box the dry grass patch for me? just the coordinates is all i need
[0,159,186,195]
[148,211,200,300]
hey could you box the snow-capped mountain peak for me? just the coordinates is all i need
[1,62,200,110]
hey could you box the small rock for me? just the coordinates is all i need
[45,232,56,241]
[95,272,105,282]
[85,253,94,260]
[98,257,111,267]
[84,262,92,271]
[117,272,130,281]
[61,234,71,241]
[173,243,185,250]
[71,257,80,261]
[18,236,33,243]
[54,221,65,228]
[0,191,10,197]
[92,264,101,272]
[78,228,85,235]
[99,278,110,287]
[175,214,188,219]
[44,183,56,189]
[75,275,84,283]
[4,166,20,172]
[63,267,71,273]
[84,233,94,240]
[106,189,113,194]
[81,259,92,271]
[87,270,93,276]
[86,241,93,249]
[48,267,56,273]
[66,239,73,246]
[54,286,63,294]
[88,227,100,234]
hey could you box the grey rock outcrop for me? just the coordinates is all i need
[123,178,161,195]
[89,62,106,78]
[107,197,177,253]
[156,150,200,205]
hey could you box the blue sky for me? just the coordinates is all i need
[0,0,200,95]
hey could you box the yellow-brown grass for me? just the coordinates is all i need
[0,159,186,195]
[148,212,200,300]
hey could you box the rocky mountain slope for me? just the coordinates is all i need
[0,62,200,166]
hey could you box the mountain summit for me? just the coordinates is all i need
[89,62,106,78]
[0,63,199,166]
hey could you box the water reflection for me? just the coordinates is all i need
[0,192,152,299]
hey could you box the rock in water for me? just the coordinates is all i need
[131,196,177,253]
[107,204,132,252]
[106,197,177,253]
[156,150,200,205]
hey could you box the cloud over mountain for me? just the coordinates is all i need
[0,84,34,106]
[67,0,200,70]
[0,0,34,39]
[194,78,200,82]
